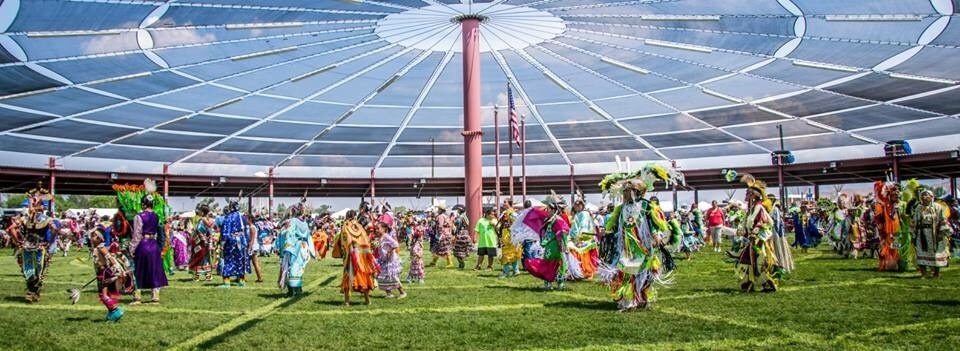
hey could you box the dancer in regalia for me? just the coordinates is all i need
[338,210,378,306]
[911,187,951,278]
[498,200,522,278]
[14,183,55,303]
[189,204,215,281]
[511,192,573,290]
[427,204,453,268]
[731,175,782,292]
[218,197,251,288]
[595,164,681,311]
[873,181,905,272]
[792,202,819,254]
[375,222,407,299]
[277,199,316,297]
[126,179,169,304]
[569,193,599,280]
[88,230,129,321]
[406,219,426,284]
[767,195,794,273]
[452,205,473,270]
[170,218,190,271]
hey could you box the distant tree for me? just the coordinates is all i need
[933,186,948,198]
[3,194,28,208]
[313,204,331,215]
[276,203,287,216]
[393,206,408,214]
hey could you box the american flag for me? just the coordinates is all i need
[507,82,521,148]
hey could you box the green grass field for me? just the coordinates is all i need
[1,247,958,351]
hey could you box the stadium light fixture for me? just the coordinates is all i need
[644,39,713,53]
[291,65,337,82]
[792,60,859,73]
[27,29,123,38]
[231,46,297,61]
[888,72,957,85]
[642,15,720,21]
[824,14,922,22]
[225,22,304,30]
[600,57,649,74]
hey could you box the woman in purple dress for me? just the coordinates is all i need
[375,222,406,299]
[129,194,168,304]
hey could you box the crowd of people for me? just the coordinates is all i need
[4,166,959,319]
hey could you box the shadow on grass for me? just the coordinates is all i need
[911,300,960,307]
[484,285,549,293]
[837,267,876,272]
[65,316,99,323]
[2,296,26,303]
[199,291,309,349]
[688,287,740,294]
[544,300,618,311]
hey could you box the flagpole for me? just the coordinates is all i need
[521,114,527,203]
[494,105,501,217]
[508,106,515,203]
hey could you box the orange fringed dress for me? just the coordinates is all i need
[312,229,328,259]
[339,220,378,294]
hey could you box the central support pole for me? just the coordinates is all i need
[460,15,483,240]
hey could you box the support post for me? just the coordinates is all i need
[48,157,56,214]
[162,164,169,200]
[495,106,501,217]
[951,177,957,198]
[693,189,699,206]
[892,155,900,183]
[569,164,575,205]
[370,169,377,206]
[267,167,274,219]
[814,183,820,200]
[672,187,678,213]
[521,116,527,203]
[460,15,484,239]
[778,163,786,212]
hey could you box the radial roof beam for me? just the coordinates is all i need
[374,47,457,170]
[521,45,670,161]
[55,37,388,159]
[274,24,462,168]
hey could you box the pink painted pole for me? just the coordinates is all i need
[461,16,483,241]
[494,107,501,217]
[48,157,56,214]
[162,164,169,199]
[370,168,377,206]
[267,167,274,219]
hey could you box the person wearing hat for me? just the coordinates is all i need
[217,199,251,288]
[14,183,56,303]
[597,164,681,310]
[731,174,781,292]
[791,201,819,254]
[911,187,951,278]
[569,194,599,280]
[277,200,317,297]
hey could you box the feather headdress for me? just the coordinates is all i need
[599,161,685,200]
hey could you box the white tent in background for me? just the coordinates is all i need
[585,202,599,212]
[66,208,117,219]
[331,207,351,219]
[177,211,196,218]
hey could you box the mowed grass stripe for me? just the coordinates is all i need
[273,302,543,316]
[169,273,337,351]
[0,302,242,315]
